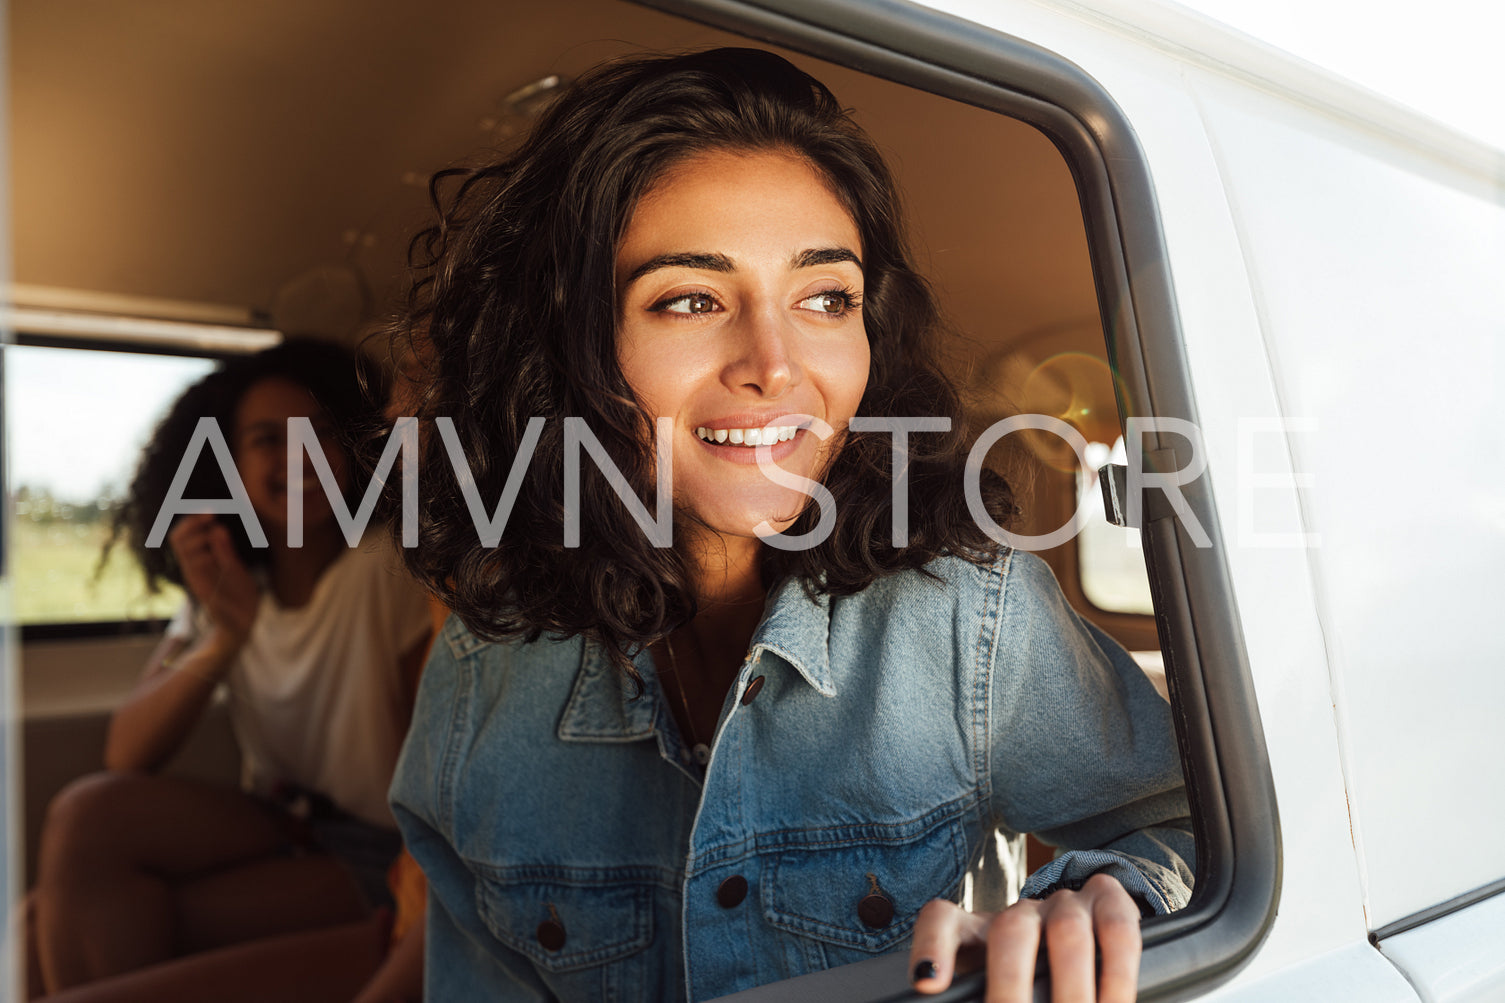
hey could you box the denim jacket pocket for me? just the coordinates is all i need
[474,868,656,987]
[761,813,969,958]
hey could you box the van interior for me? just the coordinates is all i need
[6,0,1168,966]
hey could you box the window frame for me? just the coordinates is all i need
[635,0,1282,996]
[7,334,240,643]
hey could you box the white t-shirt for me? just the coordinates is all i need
[167,537,433,828]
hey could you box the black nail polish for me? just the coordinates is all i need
[913,959,938,983]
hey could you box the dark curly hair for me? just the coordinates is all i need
[389,47,1015,669]
[109,339,378,591]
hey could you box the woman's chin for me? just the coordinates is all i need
[258,502,344,545]
[674,504,813,552]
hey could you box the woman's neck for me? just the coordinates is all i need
[266,524,346,608]
[658,566,767,754]
[683,528,763,607]
[683,530,776,671]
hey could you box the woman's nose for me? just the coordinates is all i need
[721,305,803,398]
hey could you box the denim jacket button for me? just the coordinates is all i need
[740,675,766,705]
[858,892,895,929]
[717,875,748,908]
[536,919,567,951]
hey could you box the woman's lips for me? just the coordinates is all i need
[694,422,800,446]
[692,426,806,465]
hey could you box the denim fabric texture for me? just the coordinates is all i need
[391,549,1194,1002]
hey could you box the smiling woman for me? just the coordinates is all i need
[384,46,1191,1003]
[393,48,1021,672]
[27,341,435,1002]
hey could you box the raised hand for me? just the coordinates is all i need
[167,513,260,646]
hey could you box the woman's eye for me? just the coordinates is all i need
[798,290,858,315]
[654,292,720,315]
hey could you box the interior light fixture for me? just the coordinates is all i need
[2,306,282,354]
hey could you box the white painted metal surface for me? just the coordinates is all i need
[1203,943,1421,1003]
[1381,892,1505,1002]
[1188,72,1505,928]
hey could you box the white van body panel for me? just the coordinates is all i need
[1192,73,1505,928]
[1380,892,1505,1002]
[1200,943,1420,1003]
[918,0,1503,995]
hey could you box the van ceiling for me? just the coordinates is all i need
[10,0,1100,367]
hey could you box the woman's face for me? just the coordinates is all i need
[616,149,871,550]
[233,376,347,533]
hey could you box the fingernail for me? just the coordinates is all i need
[913,960,938,983]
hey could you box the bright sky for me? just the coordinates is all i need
[4,345,216,502]
[1171,0,1505,151]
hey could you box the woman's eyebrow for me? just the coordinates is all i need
[624,252,734,287]
[793,247,862,271]
[624,247,863,288]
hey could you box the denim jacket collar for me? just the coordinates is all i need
[557,576,837,744]
[557,642,658,743]
[748,575,836,697]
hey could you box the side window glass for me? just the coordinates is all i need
[4,345,217,625]
[1076,438,1153,616]
[1007,350,1153,618]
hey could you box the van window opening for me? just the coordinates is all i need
[5,344,217,627]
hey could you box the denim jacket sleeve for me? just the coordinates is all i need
[987,552,1195,915]
[390,623,557,1002]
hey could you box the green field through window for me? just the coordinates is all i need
[5,344,215,626]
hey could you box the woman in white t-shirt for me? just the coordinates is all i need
[30,341,434,1001]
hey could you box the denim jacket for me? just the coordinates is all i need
[391,550,1194,1002]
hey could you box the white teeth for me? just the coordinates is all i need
[695,425,799,446]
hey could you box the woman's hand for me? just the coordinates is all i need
[909,872,1142,1003]
[168,513,259,644]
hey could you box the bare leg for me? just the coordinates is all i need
[38,913,389,1003]
[34,772,368,991]
[172,851,371,954]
